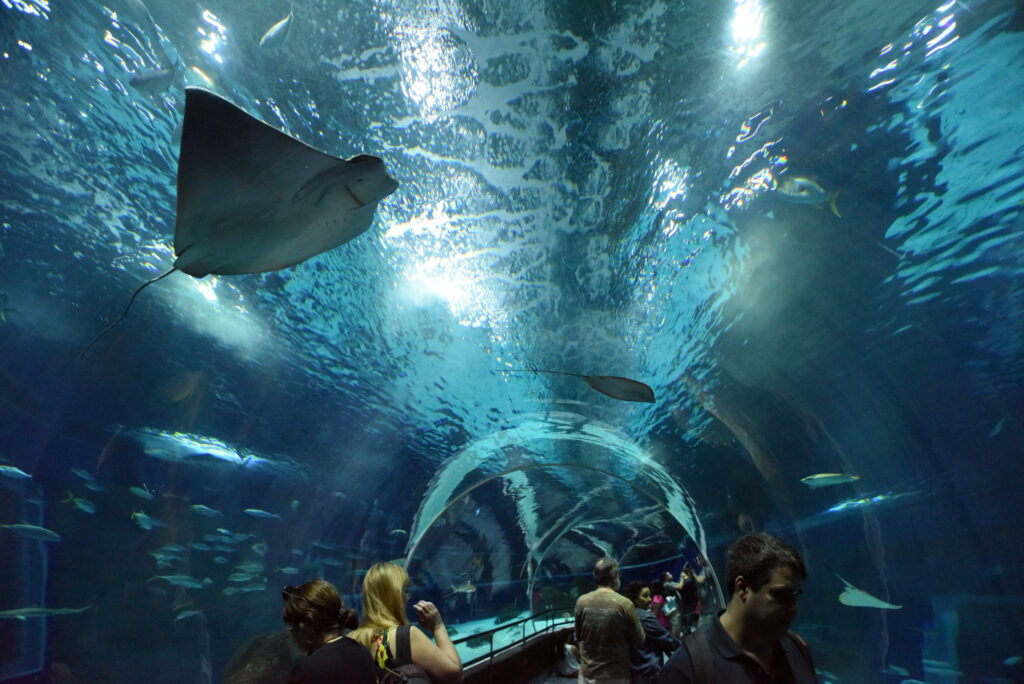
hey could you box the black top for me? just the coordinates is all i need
[287,635,376,684]
[657,613,816,684]
[678,576,699,614]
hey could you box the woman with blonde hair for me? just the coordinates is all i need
[281,579,375,683]
[350,561,463,683]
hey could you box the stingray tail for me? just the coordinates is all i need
[79,268,177,359]
[499,368,583,378]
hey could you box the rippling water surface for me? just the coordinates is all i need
[1,0,1022,681]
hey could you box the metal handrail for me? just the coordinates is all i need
[450,608,574,669]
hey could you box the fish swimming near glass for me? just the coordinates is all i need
[71,468,95,481]
[244,509,281,521]
[259,1,293,50]
[132,511,167,530]
[450,580,477,595]
[777,177,841,218]
[81,87,399,357]
[0,604,93,620]
[148,575,212,589]
[501,369,655,403]
[129,485,155,500]
[1,523,61,542]
[62,492,96,514]
[0,464,31,480]
[836,574,901,609]
[800,473,860,488]
[129,64,178,94]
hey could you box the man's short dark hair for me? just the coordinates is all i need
[725,533,806,597]
[593,557,619,587]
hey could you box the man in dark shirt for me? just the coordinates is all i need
[658,533,816,684]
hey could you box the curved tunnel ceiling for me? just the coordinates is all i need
[399,410,721,608]
[0,0,1022,681]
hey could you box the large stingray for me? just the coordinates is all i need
[83,87,399,355]
[836,573,901,609]
[503,368,655,403]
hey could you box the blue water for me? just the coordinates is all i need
[1,0,1023,681]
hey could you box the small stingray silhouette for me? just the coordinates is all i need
[836,573,901,609]
[503,368,655,403]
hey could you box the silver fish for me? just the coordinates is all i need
[0,604,92,620]
[0,464,31,480]
[149,551,179,568]
[800,473,860,488]
[129,65,176,94]
[71,468,95,481]
[62,492,96,514]
[243,508,280,520]
[129,486,155,501]
[148,575,212,589]
[132,511,167,530]
[450,580,476,595]
[1,523,61,542]
[777,177,840,217]
[191,504,222,517]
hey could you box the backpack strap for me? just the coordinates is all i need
[682,630,715,684]
[395,625,413,666]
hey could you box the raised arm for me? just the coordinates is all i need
[410,600,463,683]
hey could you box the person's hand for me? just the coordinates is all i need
[413,600,445,631]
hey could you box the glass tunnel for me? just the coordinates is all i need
[1,0,1022,681]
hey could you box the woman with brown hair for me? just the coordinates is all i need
[349,561,463,683]
[281,579,376,683]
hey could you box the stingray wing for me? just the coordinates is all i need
[173,88,396,277]
[838,585,902,609]
[583,375,655,403]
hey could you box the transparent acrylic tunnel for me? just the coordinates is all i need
[1,0,1023,682]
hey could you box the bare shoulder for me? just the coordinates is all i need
[408,625,463,682]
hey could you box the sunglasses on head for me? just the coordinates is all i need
[282,585,301,601]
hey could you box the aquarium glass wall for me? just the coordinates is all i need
[1,0,1023,681]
